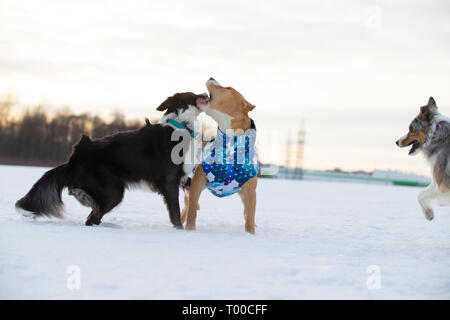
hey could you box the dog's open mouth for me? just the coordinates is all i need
[408,141,420,155]
[196,95,210,107]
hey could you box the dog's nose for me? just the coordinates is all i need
[209,77,215,81]
[395,140,400,146]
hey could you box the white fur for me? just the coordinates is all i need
[202,105,233,132]
[159,104,203,175]
[206,79,221,87]
[159,104,201,132]
[183,145,196,175]
[433,114,450,124]
[204,79,234,131]
[417,177,450,221]
[127,180,158,193]
[437,192,450,206]
[418,181,437,220]
[15,205,34,218]
[396,133,408,147]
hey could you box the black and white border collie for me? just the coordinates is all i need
[15,92,209,229]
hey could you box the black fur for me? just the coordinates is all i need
[15,92,206,229]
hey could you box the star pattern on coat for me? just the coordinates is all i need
[201,123,258,198]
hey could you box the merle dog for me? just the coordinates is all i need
[15,92,209,228]
[396,97,450,220]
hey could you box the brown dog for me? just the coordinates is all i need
[181,78,258,234]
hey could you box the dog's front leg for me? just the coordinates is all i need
[238,177,257,235]
[185,166,206,230]
[418,181,437,221]
[180,192,189,224]
[161,183,184,229]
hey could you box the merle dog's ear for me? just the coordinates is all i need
[156,95,177,112]
[428,96,437,109]
[420,97,438,121]
[428,96,436,106]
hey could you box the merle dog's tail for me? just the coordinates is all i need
[15,164,69,218]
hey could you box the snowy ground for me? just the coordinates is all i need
[0,165,449,299]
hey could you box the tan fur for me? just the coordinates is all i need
[207,84,255,131]
[185,166,207,230]
[180,192,189,224]
[184,81,258,234]
[237,176,257,234]
[398,131,425,148]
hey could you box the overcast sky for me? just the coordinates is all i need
[1,0,449,175]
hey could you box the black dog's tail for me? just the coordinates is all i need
[15,164,69,218]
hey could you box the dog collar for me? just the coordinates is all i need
[167,119,195,138]
[433,120,448,139]
[435,121,447,131]
[216,119,257,136]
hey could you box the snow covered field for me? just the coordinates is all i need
[0,165,449,299]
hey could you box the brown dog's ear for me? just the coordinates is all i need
[244,101,256,112]
[156,95,177,112]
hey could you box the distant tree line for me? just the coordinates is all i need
[0,93,148,167]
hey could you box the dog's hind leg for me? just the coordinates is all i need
[437,191,450,206]
[238,176,257,235]
[86,210,102,226]
[68,187,103,225]
[418,181,438,221]
[84,184,125,226]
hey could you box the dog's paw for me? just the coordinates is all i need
[185,223,196,231]
[245,224,256,235]
[424,208,434,221]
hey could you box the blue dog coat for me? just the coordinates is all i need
[201,120,258,197]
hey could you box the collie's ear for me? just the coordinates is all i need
[157,96,176,111]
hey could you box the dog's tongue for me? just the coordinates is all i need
[408,142,418,155]
[197,97,209,105]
